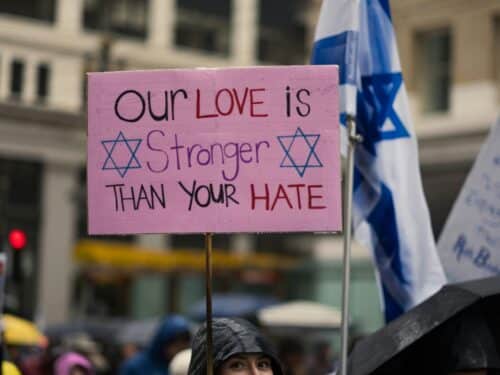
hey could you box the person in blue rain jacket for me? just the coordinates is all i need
[120,315,191,375]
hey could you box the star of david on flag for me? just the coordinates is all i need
[277,127,323,178]
[102,131,142,178]
[312,0,445,322]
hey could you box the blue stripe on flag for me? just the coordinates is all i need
[382,282,404,322]
[377,0,392,21]
[367,183,405,284]
[311,31,358,85]
[366,8,393,72]
[353,166,363,192]
[340,112,348,128]
[354,170,408,318]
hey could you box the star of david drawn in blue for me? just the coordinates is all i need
[356,72,410,155]
[277,127,323,178]
[101,131,142,178]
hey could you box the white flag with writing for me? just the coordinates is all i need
[438,116,500,281]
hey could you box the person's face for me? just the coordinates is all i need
[219,354,274,375]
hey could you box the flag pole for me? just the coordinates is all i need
[340,115,362,375]
[205,232,214,375]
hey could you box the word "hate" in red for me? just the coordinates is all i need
[250,183,326,211]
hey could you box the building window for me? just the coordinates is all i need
[83,0,148,39]
[417,29,451,113]
[36,63,50,104]
[258,0,307,64]
[81,50,126,110]
[175,0,231,55]
[0,0,55,23]
[10,60,24,100]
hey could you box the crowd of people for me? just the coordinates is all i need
[2,315,339,375]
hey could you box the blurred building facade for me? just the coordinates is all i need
[392,0,500,239]
[1,0,373,328]
[0,0,497,336]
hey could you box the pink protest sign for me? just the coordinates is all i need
[87,66,341,234]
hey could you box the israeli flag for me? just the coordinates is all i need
[312,0,446,321]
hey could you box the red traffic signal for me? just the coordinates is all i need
[8,229,27,250]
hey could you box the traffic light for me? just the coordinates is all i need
[8,229,27,251]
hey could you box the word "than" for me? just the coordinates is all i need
[105,183,166,212]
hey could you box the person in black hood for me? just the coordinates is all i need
[188,318,283,375]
